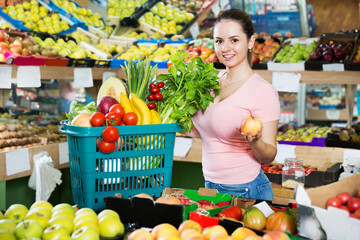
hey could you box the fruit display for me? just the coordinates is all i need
[0,201,124,239]
[326,191,360,219]
[139,11,182,35]
[68,30,92,44]
[107,0,147,20]
[277,125,331,143]
[186,44,217,63]
[261,164,317,176]
[94,41,126,57]
[115,43,157,60]
[148,43,186,63]
[252,38,281,64]
[309,39,354,62]
[274,42,317,63]
[166,0,204,12]
[149,1,195,24]
[51,0,105,28]
[2,0,72,34]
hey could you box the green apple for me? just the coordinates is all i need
[52,204,75,217]
[73,219,99,234]
[24,212,49,229]
[97,209,120,221]
[43,224,70,240]
[98,216,124,238]
[29,207,52,218]
[53,234,72,240]
[74,212,98,225]
[4,204,29,224]
[71,226,99,240]
[51,210,75,221]
[75,208,96,218]
[14,220,43,239]
[0,230,16,240]
[47,215,73,233]
[0,219,17,233]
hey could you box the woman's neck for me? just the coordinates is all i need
[225,62,254,85]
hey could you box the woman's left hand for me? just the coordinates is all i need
[237,128,262,144]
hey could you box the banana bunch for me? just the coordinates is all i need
[120,92,161,125]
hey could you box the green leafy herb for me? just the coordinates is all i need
[66,101,97,122]
[156,51,220,132]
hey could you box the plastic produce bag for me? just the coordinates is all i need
[28,151,62,201]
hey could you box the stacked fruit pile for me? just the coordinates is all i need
[116,44,157,60]
[310,40,354,61]
[2,0,71,34]
[148,44,186,62]
[0,201,124,239]
[185,45,217,63]
[326,191,360,219]
[51,0,104,28]
[277,125,331,143]
[274,42,317,63]
[107,0,147,20]
[252,38,281,64]
[0,30,36,62]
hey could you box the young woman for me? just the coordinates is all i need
[188,9,280,200]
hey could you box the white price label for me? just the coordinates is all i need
[322,64,344,71]
[102,71,117,83]
[211,2,220,17]
[6,148,30,176]
[0,66,12,89]
[325,110,340,120]
[189,22,200,39]
[73,68,93,88]
[272,72,301,92]
[174,137,193,158]
[16,66,41,88]
[59,142,69,165]
[275,144,296,164]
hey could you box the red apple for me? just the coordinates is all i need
[264,38,274,46]
[252,54,260,64]
[0,42,9,53]
[13,39,23,48]
[10,45,22,54]
[240,115,263,137]
[21,48,31,56]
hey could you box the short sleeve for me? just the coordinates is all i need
[252,82,280,123]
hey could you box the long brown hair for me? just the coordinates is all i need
[214,9,254,66]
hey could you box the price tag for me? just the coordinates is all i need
[211,2,220,17]
[59,142,69,165]
[322,64,344,71]
[103,71,117,83]
[254,201,275,218]
[272,72,301,92]
[189,22,200,39]
[275,144,296,164]
[325,110,340,120]
[73,68,93,88]
[0,66,12,89]
[174,137,193,157]
[220,0,229,10]
[6,148,30,176]
[16,66,41,88]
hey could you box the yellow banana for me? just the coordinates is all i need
[131,93,152,125]
[129,98,141,125]
[120,92,133,113]
[150,109,161,124]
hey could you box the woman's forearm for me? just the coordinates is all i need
[249,139,277,164]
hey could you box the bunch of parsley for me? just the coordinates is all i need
[156,51,221,132]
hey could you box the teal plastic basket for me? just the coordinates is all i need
[60,121,182,211]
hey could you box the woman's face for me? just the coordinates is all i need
[213,19,254,68]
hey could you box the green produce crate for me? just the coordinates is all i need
[60,121,181,211]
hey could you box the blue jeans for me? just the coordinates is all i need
[205,170,274,201]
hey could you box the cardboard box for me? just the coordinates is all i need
[295,174,360,240]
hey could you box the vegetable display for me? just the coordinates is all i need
[156,51,221,132]
[66,101,97,122]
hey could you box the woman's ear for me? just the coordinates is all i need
[248,35,256,50]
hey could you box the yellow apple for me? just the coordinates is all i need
[52,203,75,216]
[73,219,99,234]
[75,208,97,218]
[74,212,98,225]
[98,216,124,238]
[0,229,16,240]
[43,224,70,240]
[52,210,75,221]
[29,207,52,218]
[47,215,73,233]
[0,219,17,233]
[24,212,49,229]
[71,226,99,240]
[4,204,29,224]
[97,209,120,221]
[14,220,43,239]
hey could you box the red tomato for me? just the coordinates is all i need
[109,104,125,118]
[337,192,351,205]
[326,197,342,209]
[354,208,360,217]
[148,102,156,109]
[218,206,243,221]
[105,112,122,126]
[123,112,138,125]
[90,112,105,127]
[150,83,157,88]
[157,81,164,88]
[350,213,360,220]
[99,140,116,153]
[148,94,155,101]
[154,93,163,100]
[102,126,119,143]
[348,197,360,213]
[265,211,297,235]
[339,205,350,213]
[151,87,160,94]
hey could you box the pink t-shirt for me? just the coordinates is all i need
[192,72,280,184]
